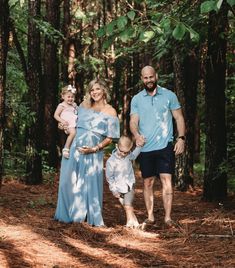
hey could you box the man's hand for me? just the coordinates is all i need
[135,134,145,147]
[174,139,185,155]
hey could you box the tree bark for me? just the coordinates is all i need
[203,3,228,201]
[173,47,199,191]
[42,0,60,168]
[25,0,43,184]
[61,0,71,84]
[0,0,10,187]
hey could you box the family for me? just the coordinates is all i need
[54,65,186,229]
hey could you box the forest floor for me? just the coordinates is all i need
[0,170,235,268]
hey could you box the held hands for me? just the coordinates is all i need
[174,138,185,155]
[135,134,145,147]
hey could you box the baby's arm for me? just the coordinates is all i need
[54,104,67,125]
[105,161,120,198]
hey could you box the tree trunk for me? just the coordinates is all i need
[203,3,228,201]
[25,0,43,184]
[42,0,60,168]
[123,60,132,135]
[0,0,9,187]
[173,47,199,191]
[61,0,70,84]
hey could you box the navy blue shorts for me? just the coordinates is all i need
[138,142,175,178]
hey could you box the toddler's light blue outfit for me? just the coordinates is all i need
[105,146,141,197]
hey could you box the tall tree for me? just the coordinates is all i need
[0,0,10,186]
[25,0,43,184]
[61,0,71,84]
[203,2,228,201]
[42,0,60,168]
[173,47,199,190]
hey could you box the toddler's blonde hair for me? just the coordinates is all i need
[118,135,133,150]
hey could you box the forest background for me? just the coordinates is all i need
[0,0,235,202]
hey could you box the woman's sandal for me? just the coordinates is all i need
[62,148,70,158]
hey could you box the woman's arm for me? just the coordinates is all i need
[78,137,112,154]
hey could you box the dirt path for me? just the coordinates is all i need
[0,173,235,268]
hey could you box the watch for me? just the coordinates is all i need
[178,136,186,141]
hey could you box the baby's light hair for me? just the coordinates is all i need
[118,135,133,149]
[61,85,76,97]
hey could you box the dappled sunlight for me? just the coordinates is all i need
[64,236,138,267]
[161,109,170,138]
[0,177,234,267]
[0,223,79,267]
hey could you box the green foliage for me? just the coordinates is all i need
[33,19,64,42]
[228,177,235,192]
[117,16,128,30]
[227,0,235,6]
[127,11,136,21]
[200,1,218,13]
[200,0,235,14]
[74,8,86,20]
[96,1,201,58]
[172,23,186,40]
[27,197,49,208]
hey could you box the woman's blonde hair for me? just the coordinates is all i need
[85,79,111,104]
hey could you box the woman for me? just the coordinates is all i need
[55,79,120,226]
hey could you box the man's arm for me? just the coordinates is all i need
[172,108,186,155]
[130,114,145,146]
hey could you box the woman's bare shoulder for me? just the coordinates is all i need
[103,104,117,117]
[80,100,91,109]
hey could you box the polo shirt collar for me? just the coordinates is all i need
[143,85,162,96]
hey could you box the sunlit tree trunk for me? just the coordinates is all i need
[0,0,9,187]
[25,0,43,184]
[42,0,60,168]
[203,3,228,201]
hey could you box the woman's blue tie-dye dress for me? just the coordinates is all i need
[55,106,120,226]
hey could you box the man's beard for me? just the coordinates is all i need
[144,81,157,92]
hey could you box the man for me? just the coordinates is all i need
[130,65,185,227]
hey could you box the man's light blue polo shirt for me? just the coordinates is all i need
[130,86,181,152]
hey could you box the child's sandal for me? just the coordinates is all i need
[62,148,70,158]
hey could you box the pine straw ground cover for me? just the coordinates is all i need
[0,172,234,268]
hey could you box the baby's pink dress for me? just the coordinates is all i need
[59,104,78,128]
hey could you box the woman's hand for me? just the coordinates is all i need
[78,146,97,154]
